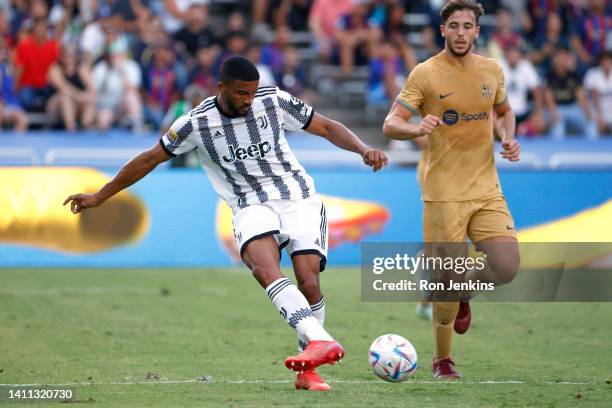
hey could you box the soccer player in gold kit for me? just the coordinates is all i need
[383,0,520,379]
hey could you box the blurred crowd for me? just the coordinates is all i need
[0,0,610,138]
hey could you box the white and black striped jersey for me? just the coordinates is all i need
[160,86,316,211]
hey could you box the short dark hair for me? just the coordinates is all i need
[219,56,260,84]
[440,0,485,25]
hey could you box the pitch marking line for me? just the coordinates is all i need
[0,380,591,387]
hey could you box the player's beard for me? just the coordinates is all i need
[447,40,473,57]
[227,97,249,116]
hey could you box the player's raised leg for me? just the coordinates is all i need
[292,253,331,391]
[456,198,521,334]
[242,235,333,346]
[293,253,326,353]
[467,236,520,285]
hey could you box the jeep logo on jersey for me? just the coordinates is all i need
[222,141,272,163]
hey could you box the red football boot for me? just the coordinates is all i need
[453,301,471,334]
[432,357,463,380]
[295,369,331,391]
[285,340,344,372]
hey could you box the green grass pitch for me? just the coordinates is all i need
[1,268,611,407]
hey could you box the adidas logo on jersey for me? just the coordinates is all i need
[213,130,224,139]
[222,141,272,163]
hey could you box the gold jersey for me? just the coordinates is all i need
[397,51,506,202]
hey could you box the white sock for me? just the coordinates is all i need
[298,296,326,351]
[266,278,333,343]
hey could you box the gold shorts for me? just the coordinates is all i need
[423,196,516,243]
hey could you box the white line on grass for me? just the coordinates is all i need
[0,380,592,387]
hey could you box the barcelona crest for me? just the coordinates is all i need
[481,84,492,99]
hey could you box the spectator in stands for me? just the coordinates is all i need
[217,31,249,69]
[0,9,14,48]
[418,25,442,61]
[367,40,405,107]
[584,51,612,136]
[250,0,312,37]
[261,25,292,75]
[188,46,218,96]
[525,0,577,42]
[275,46,314,102]
[276,0,313,32]
[0,36,28,131]
[227,10,249,33]
[76,0,98,25]
[381,2,417,71]
[529,12,569,75]
[173,3,219,59]
[487,8,522,61]
[544,48,598,139]
[8,0,28,41]
[134,13,168,62]
[92,42,143,132]
[161,83,207,168]
[143,42,186,130]
[308,0,354,61]
[334,0,382,74]
[16,0,49,40]
[49,0,83,45]
[501,45,546,136]
[80,8,135,66]
[14,18,60,112]
[570,0,611,68]
[159,0,209,34]
[246,44,276,87]
[47,44,96,131]
[161,83,207,134]
[106,0,148,36]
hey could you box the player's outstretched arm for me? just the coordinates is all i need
[305,112,388,171]
[494,99,520,162]
[63,143,172,214]
[383,102,441,140]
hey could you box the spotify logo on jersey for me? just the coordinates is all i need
[442,110,459,125]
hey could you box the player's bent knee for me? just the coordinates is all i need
[491,256,520,285]
[297,278,321,300]
[249,263,283,286]
[438,318,453,326]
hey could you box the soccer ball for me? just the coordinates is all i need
[368,334,418,382]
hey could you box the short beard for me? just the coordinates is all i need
[227,100,242,116]
[447,42,473,57]
[222,94,243,116]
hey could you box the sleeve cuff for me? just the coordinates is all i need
[301,109,315,130]
[159,138,177,157]
[494,95,508,107]
[395,98,418,114]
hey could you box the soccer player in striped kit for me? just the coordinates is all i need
[64,56,388,391]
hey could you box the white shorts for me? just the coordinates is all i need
[233,195,328,271]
